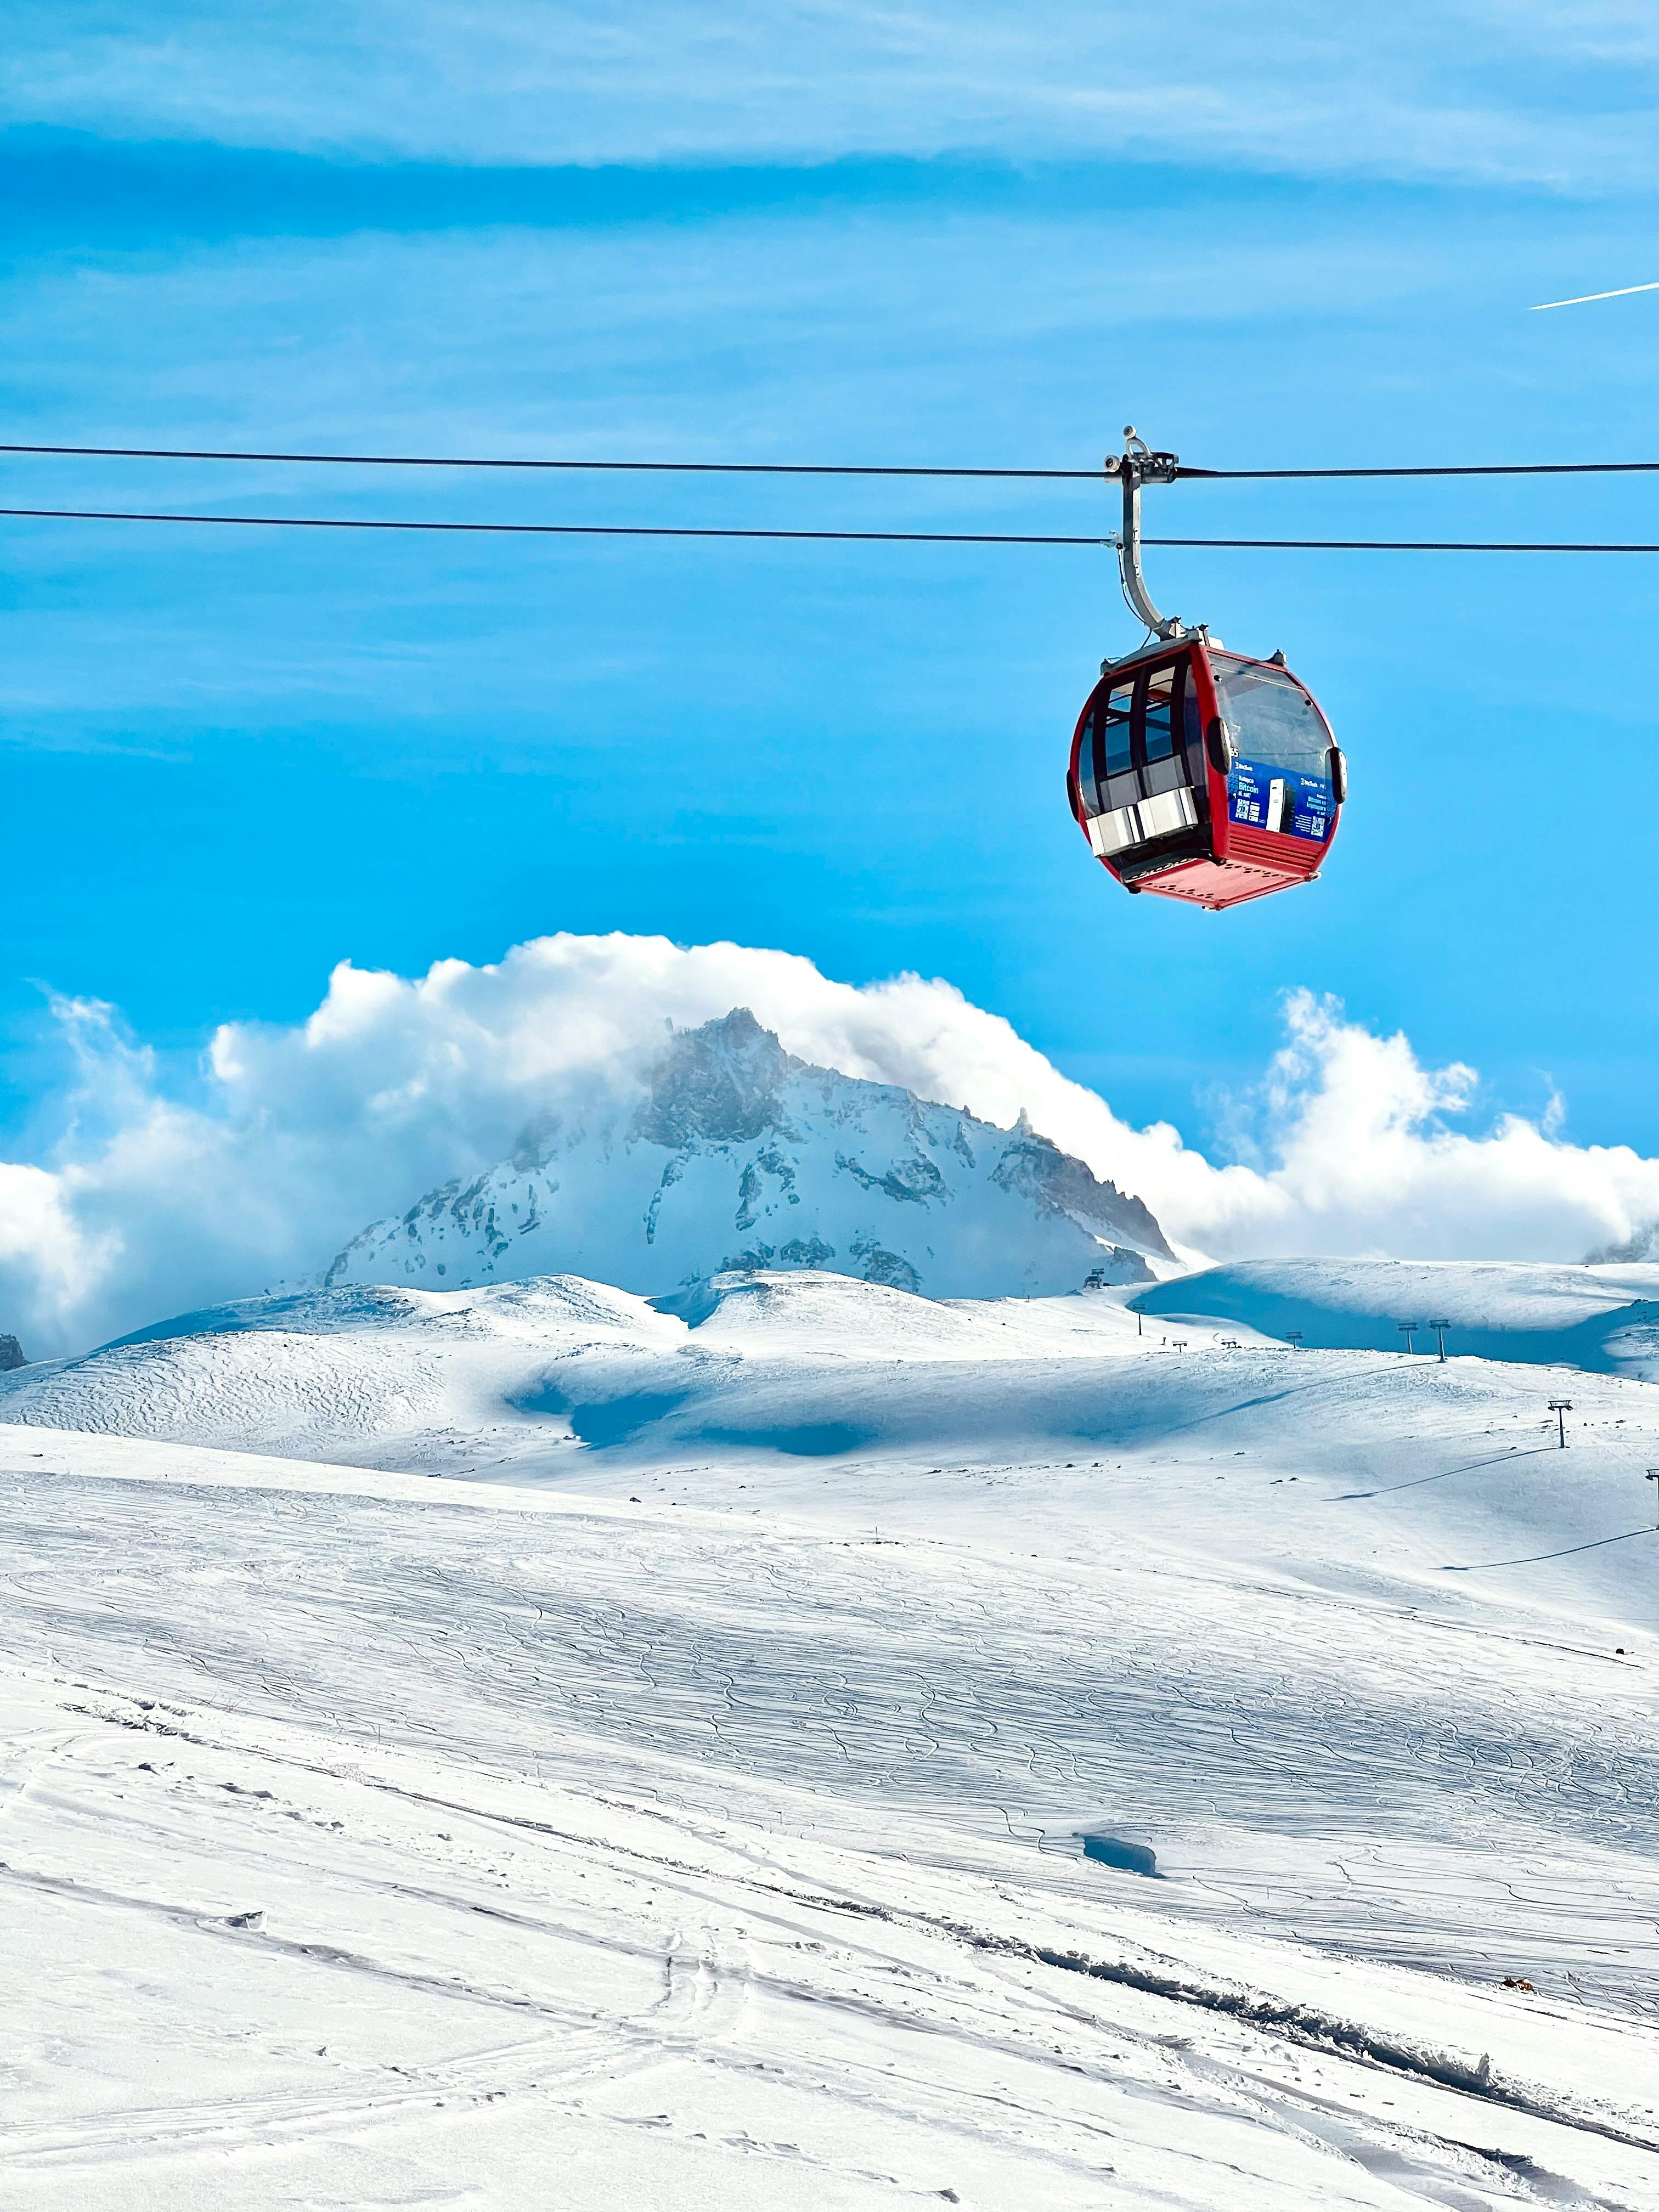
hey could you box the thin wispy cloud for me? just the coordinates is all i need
[1532,278,1659,307]
[7,3,1659,190]
[0,210,1451,749]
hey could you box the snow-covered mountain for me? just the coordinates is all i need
[325,1007,1173,1302]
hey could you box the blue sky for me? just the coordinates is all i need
[5,3,1659,1178]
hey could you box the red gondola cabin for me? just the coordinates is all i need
[1066,634,1345,911]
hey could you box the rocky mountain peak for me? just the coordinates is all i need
[631,1008,798,1150]
[327,1007,1174,1304]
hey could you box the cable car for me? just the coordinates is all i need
[1066,431,1346,912]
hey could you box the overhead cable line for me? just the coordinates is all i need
[0,444,1103,480]
[1177,460,1659,480]
[0,506,1106,544]
[7,505,1659,552]
[1148,535,1659,552]
[8,441,1659,482]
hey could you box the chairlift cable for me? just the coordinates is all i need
[8,440,1659,481]
[0,505,1104,543]
[0,443,1099,479]
[1174,461,1659,481]
[5,504,1659,551]
[1146,535,1659,552]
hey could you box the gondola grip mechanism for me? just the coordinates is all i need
[1104,426,1184,642]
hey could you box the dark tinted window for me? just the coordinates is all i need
[1182,663,1203,754]
[1079,653,1211,843]
[1098,684,1133,778]
[1143,664,1177,764]
[1074,712,1098,811]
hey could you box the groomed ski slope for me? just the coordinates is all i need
[3,1260,1659,2205]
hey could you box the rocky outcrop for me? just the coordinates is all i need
[632,1008,795,1149]
[991,1118,1173,1260]
[0,1335,26,1372]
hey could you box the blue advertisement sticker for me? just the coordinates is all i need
[1228,759,1333,842]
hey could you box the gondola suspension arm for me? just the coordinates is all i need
[1106,428,1184,640]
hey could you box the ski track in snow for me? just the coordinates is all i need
[2,1263,1659,2206]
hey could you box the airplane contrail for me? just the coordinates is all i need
[1532,279,1659,311]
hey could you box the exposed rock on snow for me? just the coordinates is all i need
[326,1008,1171,1302]
[0,1334,25,1372]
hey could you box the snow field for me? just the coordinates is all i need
[2,1439,1658,2209]
[1134,1257,1659,1379]
[4,1260,1659,2203]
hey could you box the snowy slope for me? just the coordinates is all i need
[4,1417,1659,2209]
[1136,1255,1659,1378]
[10,1256,1659,1731]
[7,1252,1659,2202]
[325,1007,1172,1301]
[8,1265,1659,1637]
[0,1270,1153,1468]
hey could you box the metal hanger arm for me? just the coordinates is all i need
[1106,427,1183,641]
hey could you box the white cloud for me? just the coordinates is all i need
[4,932,1659,1358]
[5,3,1658,190]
